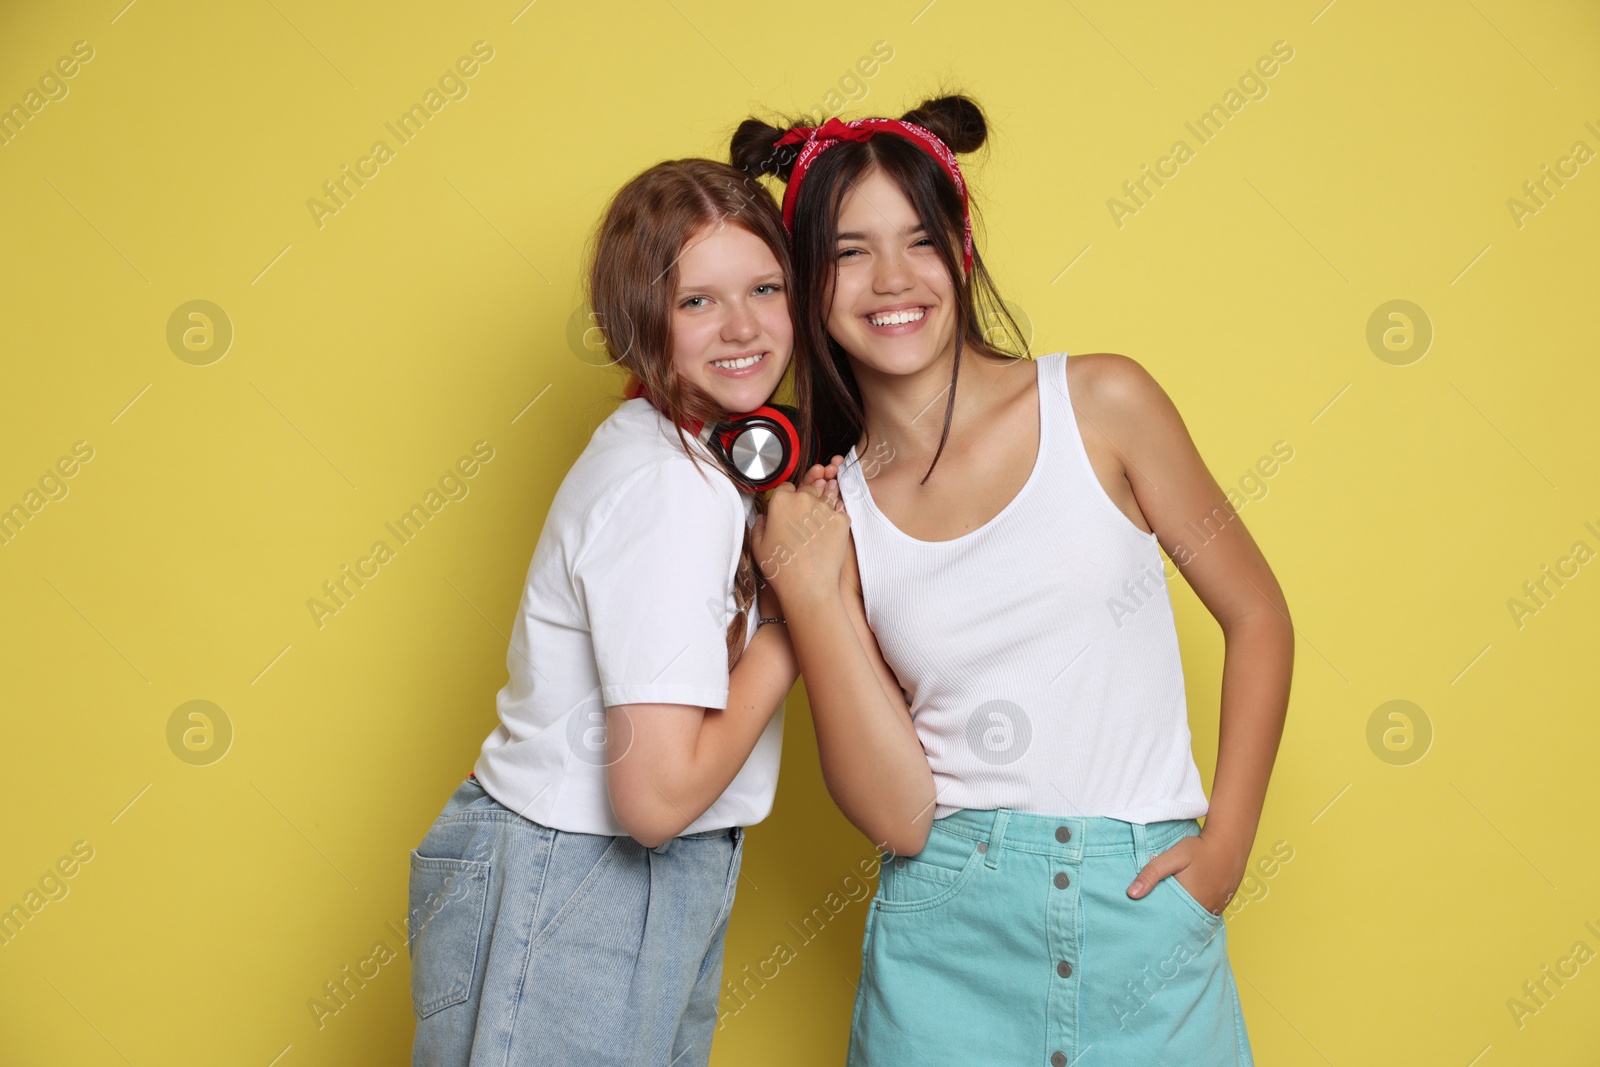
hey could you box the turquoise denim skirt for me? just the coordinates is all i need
[848,808,1253,1066]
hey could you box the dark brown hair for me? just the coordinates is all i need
[586,158,804,666]
[729,95,1028,481]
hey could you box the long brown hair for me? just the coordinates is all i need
[586,158,805,667]
[729,95,1028,481]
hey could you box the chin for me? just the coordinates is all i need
[833,312,957,380]
[847,338,947,379]
[702,378,775,416]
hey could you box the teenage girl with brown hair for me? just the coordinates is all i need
[407,157,829,1067]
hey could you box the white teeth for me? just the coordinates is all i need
[868,308,926,326]
[711,352,765,369]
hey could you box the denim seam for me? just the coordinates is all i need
[409,854,491,872]
[678,826,737,840]
[1072,866,1087,1065]
[707,831,744,934]
[984,810,1009,870]
[1131,821,1150,871]
[848,905,881,1056]
[1229,968,1251,1064]
[890,860,965,890]
[528,836,622,951]
[496,828,560,1067]
[438,809,545,827]
[933,820,1192,858]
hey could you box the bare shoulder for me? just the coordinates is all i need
[1064,352,1187,437]
[1065,352,1167,411]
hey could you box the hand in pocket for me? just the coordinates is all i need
[1126,833,1238,915]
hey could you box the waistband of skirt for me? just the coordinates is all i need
[931,807,1199,858]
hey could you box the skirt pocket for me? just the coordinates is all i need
[1164,870,1224,926]
[877,826,984,913]
[407,851,491,1018]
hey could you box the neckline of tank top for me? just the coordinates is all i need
[843,353,1054,549]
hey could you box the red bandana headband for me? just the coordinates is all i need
[772,117,974,274]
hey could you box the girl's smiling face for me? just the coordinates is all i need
[824,166,963,380]
[670,221,792,415]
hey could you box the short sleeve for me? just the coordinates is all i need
[573,456,745,710]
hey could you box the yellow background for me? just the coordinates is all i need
[2,0,1597,1063]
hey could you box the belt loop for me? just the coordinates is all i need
[1130,821,1150,870]
[984,810,1010,869]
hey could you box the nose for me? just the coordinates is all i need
[873,246,914,294]
[722,297,760,343]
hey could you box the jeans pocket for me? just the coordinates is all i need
[1164,870,1224,926]
[407,851,491,1018]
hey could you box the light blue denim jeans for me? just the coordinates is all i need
[848,808,1253,1066]
[408,776,744,1067]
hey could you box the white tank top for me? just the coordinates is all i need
[837,352,1209,823]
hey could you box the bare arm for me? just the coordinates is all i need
[605,582,798,848]
[1073,353,1293,909]
[758,482,936,855]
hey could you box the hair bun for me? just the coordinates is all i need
[730,118,802,182]
[900,95,986,154]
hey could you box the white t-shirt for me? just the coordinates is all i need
[473,398,781,836]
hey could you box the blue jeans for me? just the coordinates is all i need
[848,808,1252,1065]
[408,776,744,1067]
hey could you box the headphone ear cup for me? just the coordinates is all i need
[711,405,807,493]
[766,404,817,475]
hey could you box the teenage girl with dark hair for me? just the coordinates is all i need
[407,158,829,1067]
[730,97,1292,1063]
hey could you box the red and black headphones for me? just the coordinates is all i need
[625,379,812,494]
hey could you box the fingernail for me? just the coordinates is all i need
[1130,881,1145,895]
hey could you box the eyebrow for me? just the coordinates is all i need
[674,271,785,296]
[837,224,927,241]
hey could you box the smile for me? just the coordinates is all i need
[711,351,766,369]
[867,307,926,326]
